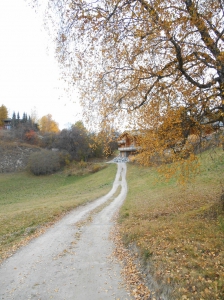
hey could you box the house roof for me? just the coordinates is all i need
[118,130,140,139]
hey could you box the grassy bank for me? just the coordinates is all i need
[0,163,117,262]
[118,148,224,300]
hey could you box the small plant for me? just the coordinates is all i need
[27,149,61,175]
[78,160,87,169]
[90,165,101,173]
[142,248,153,261]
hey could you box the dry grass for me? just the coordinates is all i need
[0,138,40,149]
[64,160,107,176]
[118,147,224,300]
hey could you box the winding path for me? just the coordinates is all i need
[0,163,131,300]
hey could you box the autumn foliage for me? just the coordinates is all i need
[0,105,8,127]
[34,0,224,169]
[25,130,38,144]
[39,114,60,133]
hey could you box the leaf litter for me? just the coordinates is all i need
[110,213,152,300]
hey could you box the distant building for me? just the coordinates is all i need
[117,131,139,157]
[3,118,12,130]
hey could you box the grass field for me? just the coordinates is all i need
[0,163,117,262]
[118,147,224,299]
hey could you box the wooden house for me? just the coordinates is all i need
[3,118,12,130]
[117,131,139,157]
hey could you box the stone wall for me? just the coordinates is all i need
[0,142,40,173]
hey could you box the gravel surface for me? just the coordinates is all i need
[0,163,131,300]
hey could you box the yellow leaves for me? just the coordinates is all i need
[39,114,60,133]
[217,51,224,64]
[0,104,8,127]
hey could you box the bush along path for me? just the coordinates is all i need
[0,163,150,300]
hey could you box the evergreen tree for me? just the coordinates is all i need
[22,112,27,123]
[12,111,16,127]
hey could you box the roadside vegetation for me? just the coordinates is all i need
[118,147,224,300]
[0,163,116,262]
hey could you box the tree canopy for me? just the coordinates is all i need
[39,114,60,133]
[0,105,8,126]
[35,0,224,166]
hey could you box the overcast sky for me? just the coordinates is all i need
[0,0,82,130]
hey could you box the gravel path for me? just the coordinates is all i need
[0,163,131,300]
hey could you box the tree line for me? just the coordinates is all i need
[0,104,118,162]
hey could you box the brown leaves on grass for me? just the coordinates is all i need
[110,222,151,300]
[117,154,224,300]
[119,213,224,300]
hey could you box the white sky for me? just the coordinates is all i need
[0,0,82,130]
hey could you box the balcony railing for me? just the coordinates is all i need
[118,146,137,152]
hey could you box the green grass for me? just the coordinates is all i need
[0,163,117,261]
[118,147,224,300]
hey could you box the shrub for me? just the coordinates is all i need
[59,150,71,167]
[25,130,38,145]
[28,150,61,175]
[90,165,101,173]
[78,160,88,169]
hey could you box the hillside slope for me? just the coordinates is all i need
[118,147,224,299]
[0,140,40,173]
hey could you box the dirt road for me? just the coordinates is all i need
[0,163,132,300]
